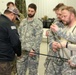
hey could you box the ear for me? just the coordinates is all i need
[71,13,74,19]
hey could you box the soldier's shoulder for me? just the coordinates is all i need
[19,18,27,26]
[19,13,25,18]
[34,18,43,26]
[34,18,42,23]
[34,18,43,28]
[21,18,27,22]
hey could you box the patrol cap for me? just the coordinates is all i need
[7,7,20,20]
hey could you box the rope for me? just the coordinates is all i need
[28,52,68,62]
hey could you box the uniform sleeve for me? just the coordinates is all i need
[49,20,64,49]
[48,30,56,49]
[67,43,76,50]
[32,20,43,52]
[8,25,21,56]
[18,19,25,42]
[56,27,76,43]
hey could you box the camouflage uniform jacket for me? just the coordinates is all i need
[44,21,76,75]
[56,25,76,43]
[53,24,76,52]
[44,20,64,67]
[18,18,43,52]
[49,19,64,48]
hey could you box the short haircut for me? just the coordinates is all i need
[7,2,14,7]
[61,6,76,17]
[4,10,12,14]
[53,3,65,11]
[28,3,37,11]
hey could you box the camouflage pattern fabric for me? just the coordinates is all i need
[45,60,76,75]
[56,25,76,43]
[44,22,76,75]
[17,51,39,75]
[62,62,76,75]
[15,0,27,17]
[56,24,76,75]
[44,47,64,75]
[44,20,65,75]
[17,18,43,75]
[0,61,15,75]
[11,57,17,75]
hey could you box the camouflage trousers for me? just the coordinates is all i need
[17,51,39,75]
[44,59,76,75]
[11,57,17,75]
[44,59,63,75]
[62,62,76,75]
[0,61,16,75]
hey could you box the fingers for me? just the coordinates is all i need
[50,24,58,32]
[52,42,60,52]
[29,50,35,57]
[50,25,55,31]
[46,30,49,36]
[68,60,76,67]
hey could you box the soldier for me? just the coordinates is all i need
[44,3,66,75]
[46,3,65,37]
[17,3,43,75]
[51,6,76,75]
[45,3,65,48]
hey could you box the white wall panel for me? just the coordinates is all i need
[0,0,14,13]
[26,0,76,19]
[0,0,76,19]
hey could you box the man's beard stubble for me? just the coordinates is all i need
[28,14,35,18]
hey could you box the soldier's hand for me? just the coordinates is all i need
[68,60,76,67]
[29,50,35,57]
[57,42,66,48]
[50,24,59,32]
[46,30,50,36]
[52,41,59,52]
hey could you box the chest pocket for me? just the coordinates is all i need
[26,24,36,37]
